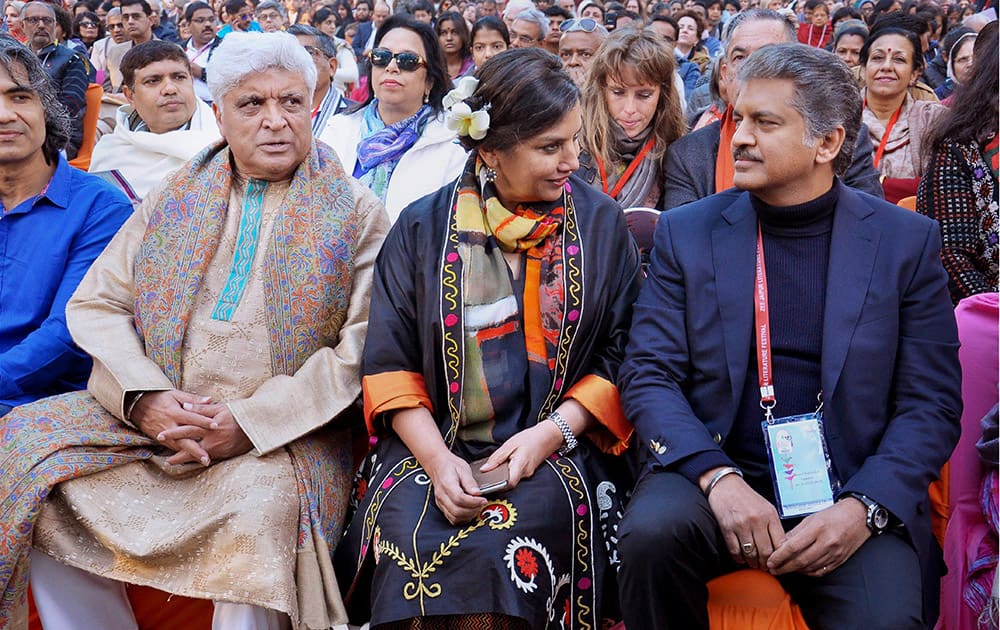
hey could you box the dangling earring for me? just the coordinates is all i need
[485,166,497,183]
[424,92,430,103]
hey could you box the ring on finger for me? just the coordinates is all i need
[740,541,756,555]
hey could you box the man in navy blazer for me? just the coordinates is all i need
[617,44,961,630]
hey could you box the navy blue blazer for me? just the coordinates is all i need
[618,180,962,565]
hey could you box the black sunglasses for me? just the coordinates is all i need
[368,47,426,71]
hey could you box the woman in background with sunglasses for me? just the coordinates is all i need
[321,15,467,223]
[578,27,686,209]
[336,47,640,630]
[71,10,104,54]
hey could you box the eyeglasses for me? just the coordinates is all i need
[303,44,330,59]
[560,17,606,33]
[79,21,99,27]
[23,15,55,25]
[368,47,426,71]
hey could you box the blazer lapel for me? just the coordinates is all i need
[712,193,756,407]
[821,183,880,403]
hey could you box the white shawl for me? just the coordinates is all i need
[88,98,221,200]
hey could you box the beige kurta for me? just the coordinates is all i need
[30,175,388,627]
[862,93,946,180]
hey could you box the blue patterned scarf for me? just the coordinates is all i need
[354,100,432,202]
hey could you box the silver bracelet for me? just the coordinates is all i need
[704,466,743,498]
[546,410,578,456]
[125,391,146,421]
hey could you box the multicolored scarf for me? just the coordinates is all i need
[0,140,361,629]
[441,156,578,444]
[354,100,432,202]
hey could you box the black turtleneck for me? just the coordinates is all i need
[675,182,840,500]
[729,183,839,503]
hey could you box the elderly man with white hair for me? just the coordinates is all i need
[0,31,389,630]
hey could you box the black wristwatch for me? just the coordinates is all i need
[844,492,890,535]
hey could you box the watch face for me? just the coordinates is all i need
[872,507,890,531]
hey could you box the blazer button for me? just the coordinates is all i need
[713,432,722,444]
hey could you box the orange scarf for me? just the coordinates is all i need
[715,104,737,193]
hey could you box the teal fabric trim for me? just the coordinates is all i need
[212,178,267,321]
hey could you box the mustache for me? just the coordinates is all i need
[732,146,761,162]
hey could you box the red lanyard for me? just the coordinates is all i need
[754,224,776,418]
[868,99,904,170]
[596,137,656,199]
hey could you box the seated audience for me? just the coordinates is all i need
[509,7,549,47]
[558,16,608,87]
[0,35,131,416]
[182,0,220,103]
[832,24,867,67]
[321,16,467,222]
[649,14,703,96]
[470,15,509,70]
[255,0,287,32]
[88,41,221,201]
[437,10,475,78]
[578,27,686,208]
[217,0,261,37]
[861,24,945,203]
[20,1,89,159]
[71,10,104,55]
[336,47,640,629]
[917,22,998,303]
[674,9,711,71]
[797,0,831,46]
[934,30,975,102]
[662,9,883,211]
[106,0,156,92]
[618,42,961,630]
[4,0,25,42]
[542,5,572,53]
[89,6,126,81]
[0,31,388,630]
[287,25,354,135]
[923,25,973,90]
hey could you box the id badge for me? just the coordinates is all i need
[761,412,835,518]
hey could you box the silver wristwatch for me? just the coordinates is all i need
[546,410,578,456]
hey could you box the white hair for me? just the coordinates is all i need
[207,31,317,104]
[503,0,534,18]
[511,7,550,37]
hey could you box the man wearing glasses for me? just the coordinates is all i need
[105,0,156,92]
[217,0,261,37]
[288,25,354,136]
[558,16,607,86]
[21,2,89,159]
[508,7,549,48]
[182,0,220,102]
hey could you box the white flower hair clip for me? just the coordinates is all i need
[443,76,491,140]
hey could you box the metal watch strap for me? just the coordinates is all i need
[547,411,578,456]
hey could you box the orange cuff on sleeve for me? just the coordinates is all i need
[565,374,633,455]
[362,371,434,435]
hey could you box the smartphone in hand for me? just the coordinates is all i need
[470,457,509,495]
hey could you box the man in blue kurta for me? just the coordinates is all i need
[0,34,131,415]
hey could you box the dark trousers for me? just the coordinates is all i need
[617,471,924,630]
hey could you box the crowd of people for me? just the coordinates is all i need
[0,0,996,627]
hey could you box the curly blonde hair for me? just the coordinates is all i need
[581,27,687,177]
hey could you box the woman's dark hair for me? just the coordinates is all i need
[458,47,579,152]
[471,15,509,45]
[926,20,997,152]
[436,10,471,57]
[310,5,335,26]
[331,0,352,24]
[804,0,827,14]
[860,25,924,70]
[831,6,860,24]
[73,10,105,41]
[53,5,74,40]
[358,15,453,114]
[868,0,898,23]
[834,25,867,46]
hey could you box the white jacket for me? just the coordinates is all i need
[320,108,468,223]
